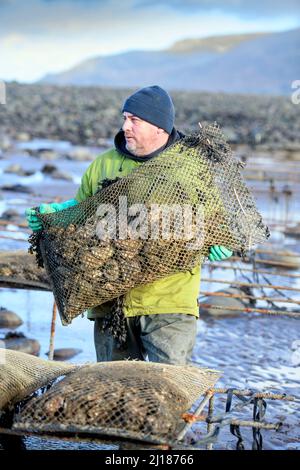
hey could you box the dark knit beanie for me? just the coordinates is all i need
[122,85,175,134]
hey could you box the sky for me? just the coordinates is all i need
[0,0,299,83]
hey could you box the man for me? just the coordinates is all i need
[26,85,232,365]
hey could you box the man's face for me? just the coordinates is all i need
[122,112,163,156]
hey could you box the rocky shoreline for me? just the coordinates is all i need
[1,83,300,151]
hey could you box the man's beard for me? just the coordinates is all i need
[125,140,141,156]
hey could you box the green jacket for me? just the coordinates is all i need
[75,143,201,320]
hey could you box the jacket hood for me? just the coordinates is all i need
[114,127,184,166]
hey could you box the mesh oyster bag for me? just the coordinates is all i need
[0,348,78,410]
[30,123,268,324]
[13,361,221,443]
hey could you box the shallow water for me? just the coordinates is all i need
[0,140,299,450]
[191,313,300,449]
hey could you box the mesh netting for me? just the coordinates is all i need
[0,348,78,410]
[13,361,221,443]
[30,123,268,325]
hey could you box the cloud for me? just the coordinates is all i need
[0,0,299,82]
[134,0,300,18]
[0,0,299,38]
[0,1,145,37]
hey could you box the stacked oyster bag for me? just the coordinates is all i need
[0,349,77,412]
[13,361,221,444]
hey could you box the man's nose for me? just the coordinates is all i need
[122,118,131,132]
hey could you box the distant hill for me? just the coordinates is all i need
[168,32,270,53]
[39,29,300,95]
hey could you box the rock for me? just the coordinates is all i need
[0,250,50,289]
[21,149,37,158]
[200,287,252,317]
[4,164,35,177]
[0,209,19,221]
[97,137,113,148]
[26,149,59,160]
[0,267,13,277]
[38,150,60,160]
[66,147,94,161]
[286,150,300,161]
[41,163,74,179]
[47,348,82,360]
[2,332,40,356]
[16,132,31,142]
[0,135,12,151]
[24,170,36,176]
[1,184,34,194]
[4,164,22,174]
[0,308,23,328]
[50,170,73,181]
[41,164,58,174]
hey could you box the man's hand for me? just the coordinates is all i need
[25,199,78,231]
[208,245,233,261]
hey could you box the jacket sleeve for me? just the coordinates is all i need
[75,158,101,202]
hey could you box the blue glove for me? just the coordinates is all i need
[26,199,78,231]
[208,245,233,261]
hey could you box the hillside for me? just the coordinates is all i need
[39,29,300,95]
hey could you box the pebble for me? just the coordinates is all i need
[200,286,251,317]
[41,164,58,174]
[4,163,35,177]
[16,132,31,142]
[2,332,40,356]
[0,135,12,151]
[66,147,94,161]
[0,184,34,194]
[50,170,73,181]
[46,348,83,360]
[41,163,73,181]
[0,308,23,328]
[0,209,19,221]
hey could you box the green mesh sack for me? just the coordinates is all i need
[29,123,268,325]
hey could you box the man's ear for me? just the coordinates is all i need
[157,127,167,135]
